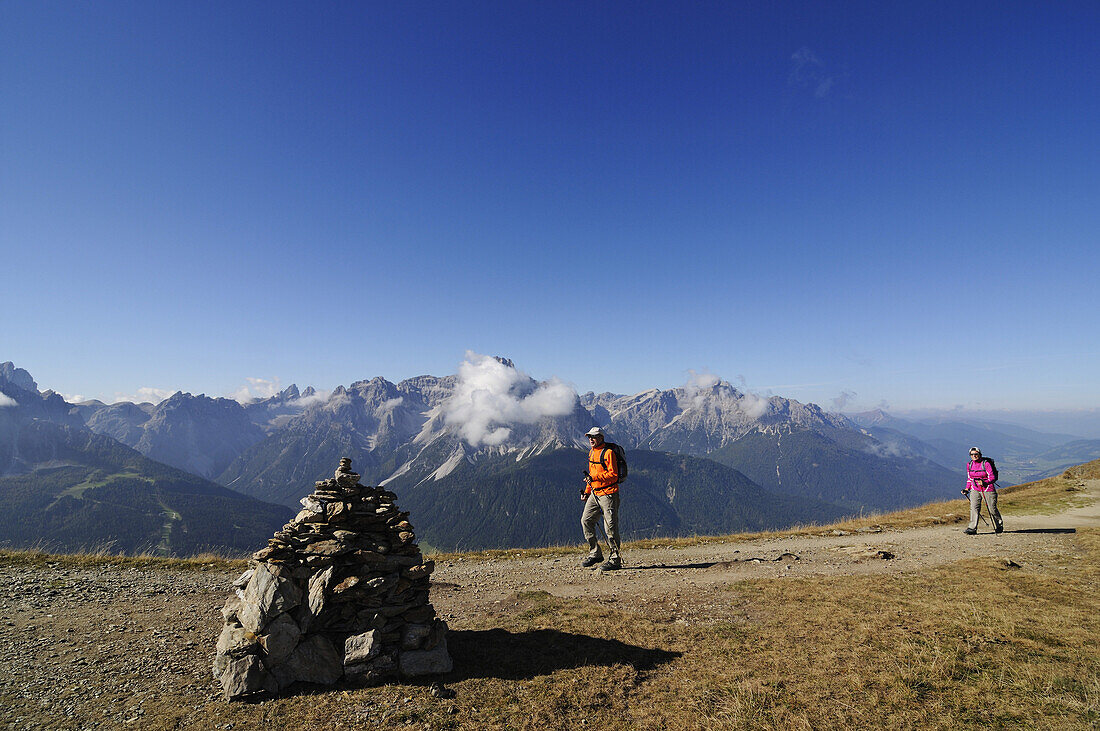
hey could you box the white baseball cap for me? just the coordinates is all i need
[585,427,604,438]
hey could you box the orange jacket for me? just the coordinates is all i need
[586,443,620,496]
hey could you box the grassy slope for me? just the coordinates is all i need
[0,422,293,557]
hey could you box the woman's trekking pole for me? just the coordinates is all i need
[978,498,990,527]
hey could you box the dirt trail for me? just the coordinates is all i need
[429,479,1100,619]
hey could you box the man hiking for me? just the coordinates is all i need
[581,427,622,570]
[963,446,1003,535]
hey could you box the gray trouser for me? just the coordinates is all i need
[581,491,621,561]
[968,489,1003,531]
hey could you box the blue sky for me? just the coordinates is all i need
[2,2,1098,412]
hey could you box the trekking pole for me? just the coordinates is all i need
[977,494,990,527]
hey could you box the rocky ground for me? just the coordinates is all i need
[2,479,1096,729]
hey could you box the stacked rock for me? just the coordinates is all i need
[213,458,452,700]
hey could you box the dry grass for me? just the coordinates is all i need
[126,529,1100,730]
[0,547,246,572]
[1062,460,1100,480]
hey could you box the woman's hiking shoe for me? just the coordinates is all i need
[963,527,977,535]
[995,526,1004,534]
[581,555,603,568]
[599,559,622,571]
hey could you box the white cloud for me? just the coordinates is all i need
[112,387,175,405]
[61,393,86,404]
[789,46,840,99]
[325,390,352,412]
[295,389,332,408]
[232,376,283,404]
[444,351,577,447]
[682,369,769,419]
[230,377,331,411]
[831,390,857,411]
[684,370,721,393]
[683,370,721,410]
[864,439,906,458]
[789,47,823,84]
[0,392,17,408]
[739,391,771,419]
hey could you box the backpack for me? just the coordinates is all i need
[984,458,999,484]
[970,457,998,484]
[600,443,628,484]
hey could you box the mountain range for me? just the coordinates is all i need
[0,365,291,555]
[848,410,1100,483]
[7,358,1092,554]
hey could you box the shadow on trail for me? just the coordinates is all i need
[446,628,680,681]
[1010,528,1076,534]
[628,554,792,571]
[629,561,720,570]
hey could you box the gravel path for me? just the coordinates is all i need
[432,479,1100,613]
[1,479,1095,729]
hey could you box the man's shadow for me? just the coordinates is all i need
[1008,528,1076,534]
[445,628,680,681]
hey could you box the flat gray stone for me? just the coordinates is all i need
[212,651,228,679]
[401,623,431,650]
[215,624,259,659]
[345,654,397,684]
[282,634,343,687]
[232,568,254,588]
[296,565,333,633]
[238,563,303,634]
[219,654,276,700]
[220,595,243,624]
[300,496,324,513]
[344,629,381,665]
[259,612,301,667]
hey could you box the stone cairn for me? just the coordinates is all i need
[213,458,452,700]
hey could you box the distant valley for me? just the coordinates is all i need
[0,364,290,556]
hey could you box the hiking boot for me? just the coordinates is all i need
[598,559,622,571]
[963,527,977,535]
[995,525,1004,534]
[581,555,603,568]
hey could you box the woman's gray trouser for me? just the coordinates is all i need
[581,491,621,561]
[968,489,1003,531]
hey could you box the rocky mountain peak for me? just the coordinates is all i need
[0,362,38,394]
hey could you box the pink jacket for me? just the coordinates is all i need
[966,459,996,492]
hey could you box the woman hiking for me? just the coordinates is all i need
[964,447,1004,535]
